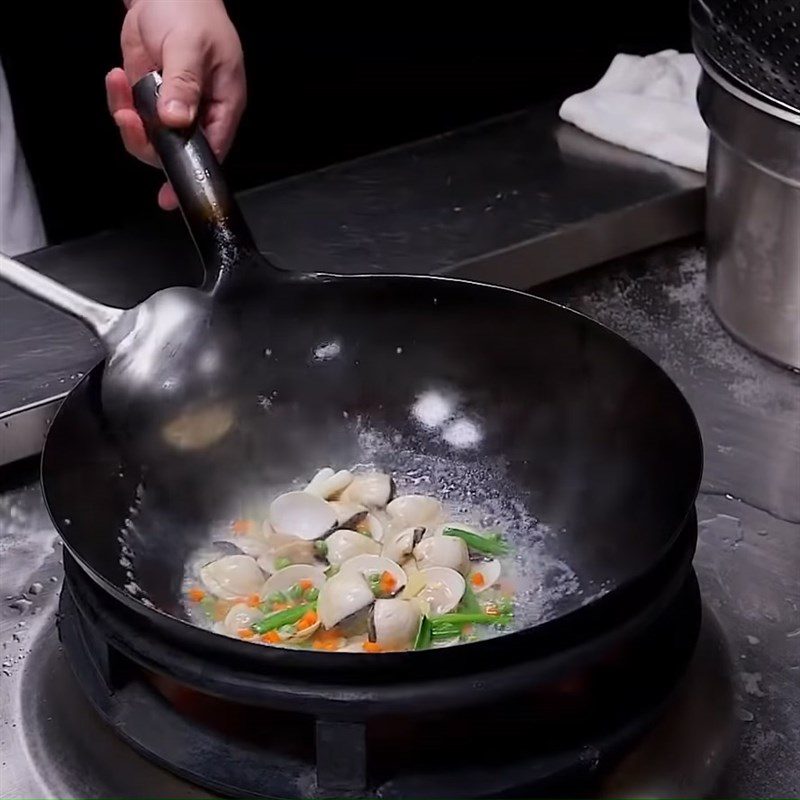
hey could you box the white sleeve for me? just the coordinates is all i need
[0,58,47,256]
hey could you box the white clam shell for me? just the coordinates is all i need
[259,564,327,599]
[362,513,385,543]
[257,537,317,574]
[200,555,264,600]
[339,472,394,509]
[386,495,443,529]
[304,467,334,493]
[369,598,421,648]
[382,526,425,563]
[283,618,321,643]
[402,559,420,578]
[305,468,353,499]
[328,500,368,528]
[233,536,271,559]
[223,603,263,635]
[269,491,337,540]
[468,559,502,593]
[339,554,407,594]
[413,535,470,575]
[317,570,374,629]
[326,529,381,566]
[414,567,466,615]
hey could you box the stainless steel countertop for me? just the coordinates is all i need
[1,239,797,798]
[0,106,703,465]
[543,241,799,797]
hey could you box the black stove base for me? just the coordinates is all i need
[57,563,701,799]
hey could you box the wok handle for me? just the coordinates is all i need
[0,251,122,338]
[131,71,281,292]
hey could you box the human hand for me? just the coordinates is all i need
[105,0,246,210]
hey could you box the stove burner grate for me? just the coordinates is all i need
[58,550,701,799]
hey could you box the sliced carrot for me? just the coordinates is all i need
[231,518,254,535]
[187,587,205,602]
[246,594,261,607]
[237,628,255,639]
[213,600,234,621]
[298,579,314,590]
[363,641,383,653]
[313,639,339,651]
[296,610,318,631]
[379,571,397,593]
[316,627,342,641]
[484,603,500,616]
[272,602,290,612]
[262,630,281,644]
[470,572,486,587]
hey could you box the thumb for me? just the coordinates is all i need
[157,32,204,128]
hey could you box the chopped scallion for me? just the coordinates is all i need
[287,583,304,601]
[430,612,511,627]
[414,616,433,650]
[459,584,481,614]
[251,603,314,634]
[443,527,509,556]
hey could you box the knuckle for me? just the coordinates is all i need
[170,69,201,94]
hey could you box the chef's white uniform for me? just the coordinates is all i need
[0,58,46,256]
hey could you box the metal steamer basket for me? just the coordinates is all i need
[692,0,800,369]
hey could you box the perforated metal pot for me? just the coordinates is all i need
[695,60,800,369]
[692,0,800,368]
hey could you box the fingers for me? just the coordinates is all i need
[105,67,133,115]
[158,31,206,128]
[202,65,247,160]
[158,182,179,211]
[105,69,159,166]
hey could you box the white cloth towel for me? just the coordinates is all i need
[559,49,708,173]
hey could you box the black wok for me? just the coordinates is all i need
[40,74,703,677]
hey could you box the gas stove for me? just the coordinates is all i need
[54,539,704,798]
[0,492,732,798]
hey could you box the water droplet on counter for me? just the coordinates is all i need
[27,582,43,595]
[740,671,766,697]
[735,707,755,722]
[746,635,760,645]
[8,598,32,613]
